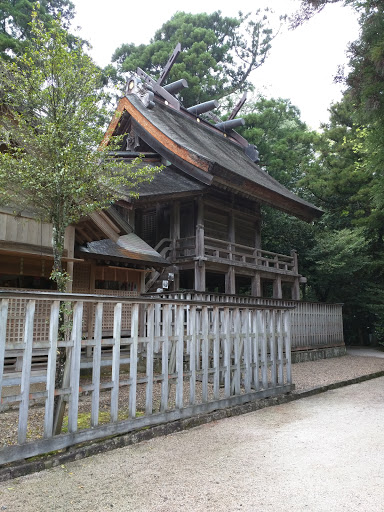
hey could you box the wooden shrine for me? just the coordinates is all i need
[100,45,322,300]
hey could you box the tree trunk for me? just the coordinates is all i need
[51,222,72,435]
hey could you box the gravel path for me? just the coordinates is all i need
[1,374,383,512]
[291,352,384,392]
[1,353,383,449]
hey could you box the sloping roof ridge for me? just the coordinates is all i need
[161,99,245,149]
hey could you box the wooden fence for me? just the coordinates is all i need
[0,291,293,465]
[144,291,345,351]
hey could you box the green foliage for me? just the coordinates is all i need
[300,96,373,229]
[0,0,75,58]
[0,12,162,290]
[239,97,318,190]
[107,10,283,107]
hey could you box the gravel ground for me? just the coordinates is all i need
[1,352,383,450]
[1,374,383,512]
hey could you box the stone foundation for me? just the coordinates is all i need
[291,345,346,363]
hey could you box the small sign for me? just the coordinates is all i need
[162,280,169,289]
[168,273,174,281]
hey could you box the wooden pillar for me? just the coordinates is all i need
[195,196,204,257]
[273,275,283,299]
[140,271,146,294]
[251,272,262,297]
[225,266,235,295]
[194,260,206,292]
[171,201,180,262]
[255,219,261,250]
[194,196,205,291]
[291,278,300,300]
[225,198,236,295]
[291,249,298,273]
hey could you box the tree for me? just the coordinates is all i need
[107,10,284,108]
[238,96,318,190]
[0,0,75,58]
[0,11,161,292]
[0,11,162,431]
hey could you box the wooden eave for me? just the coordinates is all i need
[211,169,322,222]
[102,97,214,186]
[102,96,322,222]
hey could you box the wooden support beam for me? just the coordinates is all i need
[89,212,120,242]
[273,275,283,299]
[194,260,206,292]
[291,278,300,300]
[225,266,235,294]
[251,272,262,297]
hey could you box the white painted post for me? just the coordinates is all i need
[18,300,36,444]
[91,302,103,427]
[67,302,84,434]
[252,310,260,391]
[146,304,154,415]
[110,303,122,422]
[129,303,139,418]
[175,305,184,409]
[243,308,251,394]
[277,310,284,385]
[259,310,268,389]
[284,310,292,385]
[0,299,9,400]
[201,306,209,403]
[269,310,277,387]
[233,308,241,395]
[161,304,170,412]
[223,307,231,398]
[189,305,197,405]
[213,306,220,400]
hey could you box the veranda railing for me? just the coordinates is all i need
[0,290,293,465]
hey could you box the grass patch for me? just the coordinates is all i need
[61,410,144,433]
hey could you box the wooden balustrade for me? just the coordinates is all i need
[0,290,293,464]
[175,236,297,273]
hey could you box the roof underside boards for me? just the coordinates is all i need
[112,96,322,222]
[132,166,206,199]
[78,233,168,267]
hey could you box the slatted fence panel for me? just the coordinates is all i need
[0,291,293,465]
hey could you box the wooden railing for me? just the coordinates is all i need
[145,291,345,351]
[0,290,293,464]
[175,236,298,273]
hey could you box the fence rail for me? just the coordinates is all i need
[0,291,293,465]
[145,291,345,350]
